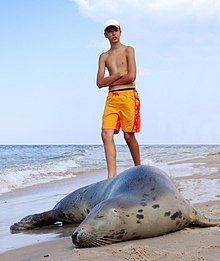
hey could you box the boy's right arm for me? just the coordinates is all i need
[96,53,123,88]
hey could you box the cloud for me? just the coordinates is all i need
[73,0,220,28]
[73,0,220,56]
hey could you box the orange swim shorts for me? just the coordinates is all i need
[102,89,141,134]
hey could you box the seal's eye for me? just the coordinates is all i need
[113,209,117,213]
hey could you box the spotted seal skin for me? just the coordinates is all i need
[10,166,220,247]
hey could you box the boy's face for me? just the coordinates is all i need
[104,26,121,42]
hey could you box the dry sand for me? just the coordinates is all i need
[1,154,219,261]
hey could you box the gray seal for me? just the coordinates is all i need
[10,166,220,247]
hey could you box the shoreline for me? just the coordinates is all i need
[0,154,219,260]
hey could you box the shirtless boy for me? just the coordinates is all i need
[96,19,141,179]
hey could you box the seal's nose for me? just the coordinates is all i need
[72,232,78,243]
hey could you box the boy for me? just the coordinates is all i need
[96,19,141,179]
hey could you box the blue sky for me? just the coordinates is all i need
[0,0,219,145]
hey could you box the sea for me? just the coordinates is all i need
[0,144,220,196]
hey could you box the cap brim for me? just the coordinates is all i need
[104,24,120,31]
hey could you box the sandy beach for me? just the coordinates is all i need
[0,153,219,261]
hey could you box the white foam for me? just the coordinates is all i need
[142,158,155,166]
[155,161,219,204]
[178,179,220,204]
[0,159,80,194]
[161,163,196,177]
[160,162,218,178]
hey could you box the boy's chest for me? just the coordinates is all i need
[106,52,127,69]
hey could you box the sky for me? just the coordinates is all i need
[0,0,220,145]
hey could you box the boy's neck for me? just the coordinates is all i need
[110,42,123,50]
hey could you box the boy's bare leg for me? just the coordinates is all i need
[124,132,141,166]
[102,128,117,179]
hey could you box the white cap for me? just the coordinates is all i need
[104,19,120,31]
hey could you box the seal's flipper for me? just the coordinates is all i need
[10,210,57,231]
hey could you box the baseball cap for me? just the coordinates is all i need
[104,19,120,32]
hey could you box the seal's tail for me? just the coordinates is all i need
[192,212,220,227]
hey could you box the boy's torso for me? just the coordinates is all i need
[104,45,135,91]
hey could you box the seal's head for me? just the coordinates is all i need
[72,197,141,247]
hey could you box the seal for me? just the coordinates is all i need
[10,166,220,247]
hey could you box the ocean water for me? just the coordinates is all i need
[0,144,220,195]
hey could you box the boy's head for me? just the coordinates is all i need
[104,19,121,34]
